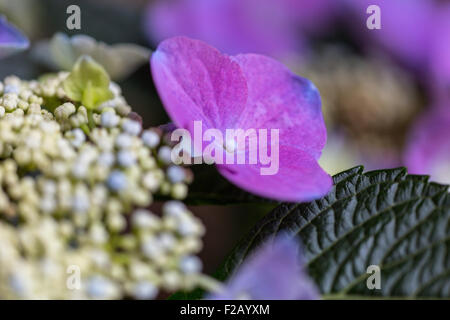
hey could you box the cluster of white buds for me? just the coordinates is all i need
[0,71,209,299]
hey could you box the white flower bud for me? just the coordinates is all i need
[179,255,202,274]
[132,281,158,300]
[101,111,120,128]
[142,130,160,148]
[122,119,141,135]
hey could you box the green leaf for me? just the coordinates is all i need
[63,55,113,109]
[215,166,450,299]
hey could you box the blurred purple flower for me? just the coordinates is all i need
[346,0,435,70]
[151,36,332,202]
[347,0,450,93]
[429,3,450,95]
[0,16,29,59]
[287,0,339,35]
[144,0,315,59]
[208,235,319,300]
[405,103,450,185]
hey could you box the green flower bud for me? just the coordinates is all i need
[63,56,114,110]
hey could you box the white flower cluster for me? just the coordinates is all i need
[0,74,207,299]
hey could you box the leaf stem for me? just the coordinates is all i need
[80,123,90,135]
[87,109,95,129]
[197,275,224,294]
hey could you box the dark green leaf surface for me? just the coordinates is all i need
[216,166,450,299]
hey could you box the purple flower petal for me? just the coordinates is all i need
[218,146,332,202]
[208,235,320,300]
[405,103,450,185]
[233,53,326,159]
[151,36,332,202]
[151,36,248,132]
[0,16,29,59]
[144,0,303,58]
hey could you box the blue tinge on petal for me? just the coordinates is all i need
[208,235,320,300]
[0,16,29,59]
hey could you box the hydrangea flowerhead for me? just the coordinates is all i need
[0,68,206,299]
[151,36,332,202]
[208,235,319,300]
[0,16,29,59]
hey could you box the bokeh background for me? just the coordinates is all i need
[1,0,449,282]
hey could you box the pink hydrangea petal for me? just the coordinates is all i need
[217,146,332,202]
[151,36,248,132]
[208,235,320,300]
[232,53,326,159]
[151,36,331,202]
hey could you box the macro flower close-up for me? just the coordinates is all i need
[0,0,448,311]
[151,36,332,202]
